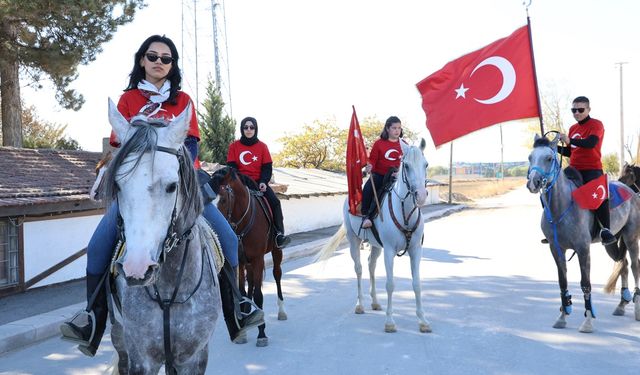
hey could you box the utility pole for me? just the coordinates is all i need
[499,124,504,179]
[193,0,199,112]
[615,62,627,172]
[211,0,221,89]
[448,142,453,204]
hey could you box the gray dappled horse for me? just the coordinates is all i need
[317,139,431,333]
[104,100,221,374]
[527,134,640,332]
[604,163,640,320]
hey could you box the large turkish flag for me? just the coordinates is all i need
[416,25,540,147]
[346,106,368,215]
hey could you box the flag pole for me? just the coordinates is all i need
[525,1,544,135]
[370,174,383,222]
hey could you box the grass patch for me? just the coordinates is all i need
[436,177,526,202]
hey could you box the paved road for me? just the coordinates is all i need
[2,188,640,374]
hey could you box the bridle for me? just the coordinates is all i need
[388,154,425,256]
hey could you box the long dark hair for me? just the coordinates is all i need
[125,35,182,104]
[380,116,403,140]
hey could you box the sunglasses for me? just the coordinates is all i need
[243,125,255,130]
[145,53,174,65]
[571,108,586,114]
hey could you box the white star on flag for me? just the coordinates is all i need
[454,83,469,99]
[252,156,258,162]
[592,193,598,199]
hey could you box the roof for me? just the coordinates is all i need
[0,147,104,217]
[272,168,348,199]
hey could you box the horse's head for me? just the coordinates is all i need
[527,133,561,194]
[619,163,638,187]
[399,138,429,206]
[103,99,202,286]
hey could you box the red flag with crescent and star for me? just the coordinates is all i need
[572,174,608,210]
[416,25,540,147]
[346,106,368,215]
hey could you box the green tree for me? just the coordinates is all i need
[274,120,344,170]
[20,105,81,149]
[0,0,144,147]
[602,153,620,175]
[198,78,235,164]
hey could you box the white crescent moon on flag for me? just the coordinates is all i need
[239,151,253,165]
[596,185,606,200]
[470,56,516,105]
[384,149,399,161]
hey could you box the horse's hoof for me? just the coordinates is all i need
[419,323,432,333]
[384,323,397,333]
[578,323,593,333]
[634,303,640,321]
[371,303,382,311]
[552,320,566,329]
[612,306,625,316]
[233,332,248,344]
[278,312,288,320]
[256,337,269,347]
[355,305,365,314]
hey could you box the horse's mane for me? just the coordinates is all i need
[102,122,203,223]
[211,166,260,191]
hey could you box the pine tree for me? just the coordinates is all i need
[0,0,145,147]
[198,78,236,164]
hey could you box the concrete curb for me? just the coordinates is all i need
[0,204,465,356]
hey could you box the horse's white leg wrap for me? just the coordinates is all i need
[369,246,382,311]
[277,298,287,321]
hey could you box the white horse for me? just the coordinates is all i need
[317,139,431,333]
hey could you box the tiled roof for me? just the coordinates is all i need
[0,147,104,215]
[271,168,347,199]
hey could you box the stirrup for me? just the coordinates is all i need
[362,218,373,229]
[59,310,96,346]
[600,229,616,246]
[235,297,264,331]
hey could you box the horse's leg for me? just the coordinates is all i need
[348,234,366,314]
[576,248,595,333]
[409,246,431,333]
[176,345,208,375]
[627,240,640,321]
[251,257,268,347]
[369,245,382,311]
[271,247,287,320]
[613,257,630,316]
[550,246,571,329]
[383,247,397,333]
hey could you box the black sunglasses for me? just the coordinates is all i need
[145,53,174,65]
[571,108,586,114]
[243,125,255,130]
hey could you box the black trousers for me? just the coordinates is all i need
[262,185,285,234]
[361,173,384,217]
[579,169,610,229]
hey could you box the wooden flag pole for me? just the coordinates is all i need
[525,1,545,135]
[369,174,383,222]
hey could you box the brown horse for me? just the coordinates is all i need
[210,166,287,347]
[619,163,640,193]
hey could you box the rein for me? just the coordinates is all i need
[388,158,423,256]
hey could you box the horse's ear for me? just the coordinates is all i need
[166,102,192,147]
[419,138,426,152]
[108,98,130,143]
[533,133,541,142]
[400,139,409,155]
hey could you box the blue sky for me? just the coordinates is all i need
[22,0,640,166]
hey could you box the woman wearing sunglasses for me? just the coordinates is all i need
[226,117,291,249]
[556,96,616,245]
[60,35,263,356]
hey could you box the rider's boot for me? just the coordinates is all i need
[219,260,264,342]
[59,272,108,357]
[600,228,616,246]
[273,206,291,248]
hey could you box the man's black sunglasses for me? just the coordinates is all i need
[145,53,174,65]
[571,108,586,114]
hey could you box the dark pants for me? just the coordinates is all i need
[361,173,384,217]
[579,169,610,229]
[262,185,285,234]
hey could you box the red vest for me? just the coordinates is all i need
[227,140,273,181]
[569,118,604,170]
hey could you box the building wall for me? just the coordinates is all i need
[281,194,347,234]
[23,215,102,288]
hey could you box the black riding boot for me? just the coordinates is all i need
[272,205,291,248]
[218,260,264,342]
[59,272,108,357]
[596,199,616,245]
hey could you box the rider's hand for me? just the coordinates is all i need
[259,182,267,192]
[560,133,570,144]
[364,164,372,173]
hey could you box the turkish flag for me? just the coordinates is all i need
[346,106,368,215]
[572,174,608,210]
[416,25,540,147]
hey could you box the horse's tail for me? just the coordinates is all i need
[604,258,626,294]
[314,225,346,262]
[106,352,120,374]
